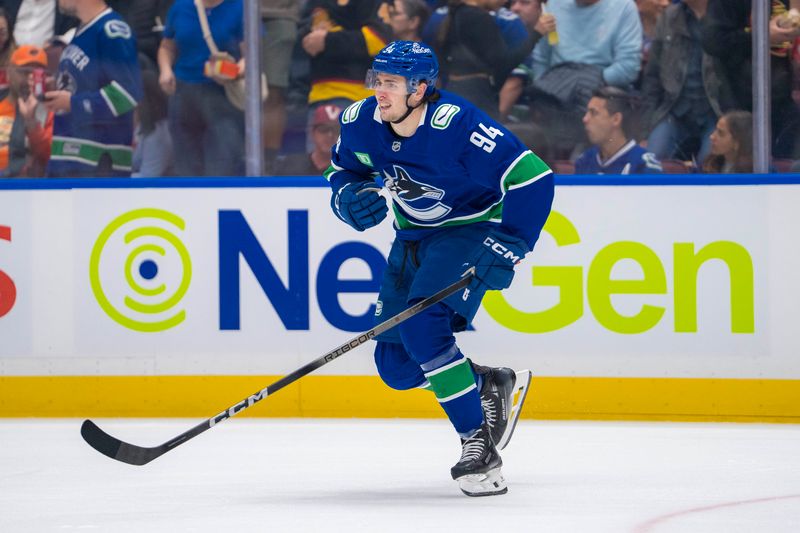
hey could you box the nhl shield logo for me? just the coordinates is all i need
[392,141,401,152]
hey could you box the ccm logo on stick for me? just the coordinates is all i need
[0,225,17,319]
[483,236,520,263]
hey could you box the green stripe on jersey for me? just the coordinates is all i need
[424,358,476,403]
[100,81,137,117]
[502,151,552,191]
[392,202,503,230]
[323,164,338,181]
[51,137,132,170]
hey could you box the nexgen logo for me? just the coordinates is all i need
[0,225,17,319]
[484,236,521,264]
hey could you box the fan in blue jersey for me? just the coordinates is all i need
[324,41,554,497]
[43,0,142,177]
[575,86,663,175]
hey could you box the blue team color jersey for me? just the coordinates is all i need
[325,90,552,243]
[49,8,142,176]
[574,140,663,175]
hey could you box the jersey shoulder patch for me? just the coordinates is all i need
[430,103,461,130]
[105,19,132,39]
[340,98,369,125]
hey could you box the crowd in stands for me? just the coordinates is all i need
[0,0,798,178]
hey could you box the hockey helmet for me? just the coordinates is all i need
[366,40,439,96]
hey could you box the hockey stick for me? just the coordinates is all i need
[81,268,475,466]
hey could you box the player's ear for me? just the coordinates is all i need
[414,81,427,100]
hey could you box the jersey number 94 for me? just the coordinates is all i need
[470,123,504,154]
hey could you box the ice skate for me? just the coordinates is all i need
[451,423,507,497]
[471,361,532,450]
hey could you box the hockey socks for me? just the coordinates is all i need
[421,350,483,436]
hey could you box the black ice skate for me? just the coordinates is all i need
[450,423,507,497]
[471,362,532,450]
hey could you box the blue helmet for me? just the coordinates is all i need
[366,40,439,96]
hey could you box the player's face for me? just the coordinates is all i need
[710,117,737,158]
[373,72,412,122]
[583,97,617,145]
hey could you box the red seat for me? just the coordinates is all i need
[772,158,794,173]
[552,160,575,175]
[660,159,690,174]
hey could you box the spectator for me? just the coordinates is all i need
[299,0,391,136]
[132,69,172,177]
[702,110,753,173]
[641,0,720,163]
[575,86,663,174]
[0,8,16,74]
[158,0,245,177]
[44,0,142,177]
[389,0,430,42]
[1,44,53,177]
[5,0,78,48]
[260,0,299,174]
[107,0,174,69]
[531,0,642,89]
[702,0,800,158]
[636,0,669,71]
[274,103,341,176]
[529,0,643,157]
[430,0,542,119]
[500,0,556,119]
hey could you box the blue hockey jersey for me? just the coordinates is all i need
[574,140,663,175]
[324,90,554,247]
[48,8,142,177]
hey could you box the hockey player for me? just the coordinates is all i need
[43,0,142,177]
[575,86,663,175]
[324,41,554,496]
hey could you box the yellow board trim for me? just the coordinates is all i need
[1,376,799,422]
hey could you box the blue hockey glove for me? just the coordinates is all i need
[465,230,530,292]
[331,181,388,232]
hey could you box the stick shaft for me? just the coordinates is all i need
[82,270,474,465]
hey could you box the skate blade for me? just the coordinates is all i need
[456,467,507,497]
[497,370,532,450]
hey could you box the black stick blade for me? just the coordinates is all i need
[81,419,163,466]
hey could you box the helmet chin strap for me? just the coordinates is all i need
[391,93,423,124]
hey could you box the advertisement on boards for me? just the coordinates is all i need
[1,184,799,380]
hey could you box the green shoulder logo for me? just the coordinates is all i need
[341,99,366,124]
[431,104,461,130]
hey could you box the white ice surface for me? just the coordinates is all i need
[1,419,798,532]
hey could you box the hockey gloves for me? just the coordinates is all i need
[465,230,530,292]
[331,181,388,232]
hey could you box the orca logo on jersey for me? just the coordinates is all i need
[382,165,452,222]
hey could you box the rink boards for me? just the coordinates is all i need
[0,176,799,421]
